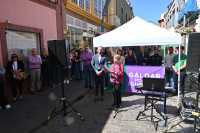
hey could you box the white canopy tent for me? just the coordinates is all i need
[93,16,181,47]
[93,16,183,106]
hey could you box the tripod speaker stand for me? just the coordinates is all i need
[136,78,167,131]
[47,67,85,122]
[28,40,84,133]
[47,40,85,123]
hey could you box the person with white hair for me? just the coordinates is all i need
[28,48,42,92]
[109,54,124,108]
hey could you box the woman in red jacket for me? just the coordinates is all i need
[110,54,124,108]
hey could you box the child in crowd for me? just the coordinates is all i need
[109,54,124,108]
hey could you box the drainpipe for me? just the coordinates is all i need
[56,0,65,40]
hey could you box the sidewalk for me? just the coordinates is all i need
[33,93,194,133]
[0,79,195,133]
[0,80,90,133]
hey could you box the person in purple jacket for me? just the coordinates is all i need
[80,46,93,89]
[28,48,42,92]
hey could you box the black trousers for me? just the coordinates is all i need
[112,84,122,106]
[41,72,50,88]
[95,74,104,97]
[0,81,8,107]
[173,71,186,96]
[11,78,23,98]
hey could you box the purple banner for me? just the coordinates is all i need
[125,66,165,93]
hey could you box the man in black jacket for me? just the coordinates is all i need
[148,48,163,66]
[91,47,106,101]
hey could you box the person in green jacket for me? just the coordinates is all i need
[173,46,187,96]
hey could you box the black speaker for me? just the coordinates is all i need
[187,33,200,73]
[48,40,68,84]
[48,40,68,67]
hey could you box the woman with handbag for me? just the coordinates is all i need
[7,54,25,101]
[109,54,124,108]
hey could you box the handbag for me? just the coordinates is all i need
[14,71,26,80]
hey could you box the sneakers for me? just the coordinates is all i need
[0,104,11,110]
[5,104,11,109]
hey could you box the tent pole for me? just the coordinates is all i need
[183,15,188,55]
[164,46,166,60]
[177,41,181,107]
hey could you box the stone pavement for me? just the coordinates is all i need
[0,79,196,133]
[0,80,90,133]
[34,92,194,133]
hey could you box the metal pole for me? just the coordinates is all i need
[177,14,186,106]
[177,43,181,106]
[183,15,188,55]
[164,46,166,61]
[183,14,186,27]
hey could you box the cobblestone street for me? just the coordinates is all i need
[0,80,195,133]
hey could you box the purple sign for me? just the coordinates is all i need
[125,66,165,93]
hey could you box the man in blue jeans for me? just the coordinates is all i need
[165,47,174,88]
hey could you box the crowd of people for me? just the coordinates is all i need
[0,48,48,109]
[0,45,187,110]
[69,45,187,108]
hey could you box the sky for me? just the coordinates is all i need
[130,0,171,23]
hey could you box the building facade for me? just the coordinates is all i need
[163,0,182,29]
[163,0,200,32]
[107,0,133,27]
[64,0,134,49]
[161,0,200,54]
[115,0,133,25]
[64,0,112,48]
[0,0,65,65]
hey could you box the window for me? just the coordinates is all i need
[94,0,103,18]
[79,0,85,9]
[85,0,90,12]
[121,8,124,23]
[6,30,39,72]
[72,0,78,4]
[94,0,98,16]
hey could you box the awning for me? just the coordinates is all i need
[93,16,181,47]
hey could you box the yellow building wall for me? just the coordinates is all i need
[65,0,113,30]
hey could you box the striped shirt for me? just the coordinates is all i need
[28,55,42,69]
